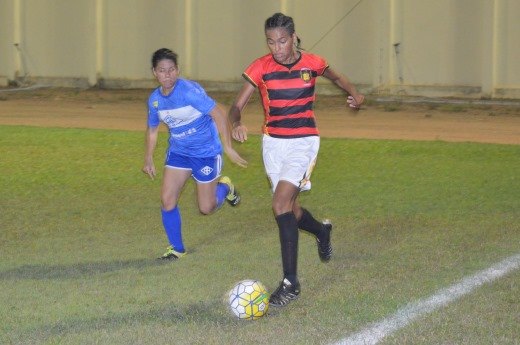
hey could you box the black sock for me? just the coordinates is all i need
[275,212,299,285]
[297,208,324,236]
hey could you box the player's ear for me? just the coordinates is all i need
[292,33,299,48]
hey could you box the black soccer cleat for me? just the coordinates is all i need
[227,191,241,207]
[219,176,241,206]
[317,220,332,262]
[269,278,301,307]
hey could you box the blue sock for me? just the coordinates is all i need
[215,182,229,209]
[161,206,184,252]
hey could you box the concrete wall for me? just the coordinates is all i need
[0,0,518,98]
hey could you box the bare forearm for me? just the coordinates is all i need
[334,75,360,97]
[144,127,158,161]
[228,82,255,126]
[323,67,364,108]
[229,105,242,128]
[211,104,234,150]
[211,104,248,167]
[142,126,159,179]
[228,82,255,142]
[324,68,360,96]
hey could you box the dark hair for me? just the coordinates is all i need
[151,48,178,69]
[264,13,301,49]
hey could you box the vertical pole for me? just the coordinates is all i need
[373,0,389,92]
[92,0,104,86]
[280,0,289,14]
[491,0,502,98]
[389,0,402,87]
[184,0,193,77]
[13,0,22,79]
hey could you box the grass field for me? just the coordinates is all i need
[1,125,519,344]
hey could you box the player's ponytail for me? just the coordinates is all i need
[295,36,302,50]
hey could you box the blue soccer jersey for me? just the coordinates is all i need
[147,78,221,157]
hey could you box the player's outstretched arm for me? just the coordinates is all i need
[323,67,365,109]
[228,82,256,143]
[210,104,248,168]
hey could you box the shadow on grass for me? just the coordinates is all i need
[0,259,170,280]
[12,301,234,343]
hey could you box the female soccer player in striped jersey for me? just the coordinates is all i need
[228,13,364,307]
[143,48,247,260]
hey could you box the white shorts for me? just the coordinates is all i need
[262,134,320,192]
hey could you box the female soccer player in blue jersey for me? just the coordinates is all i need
[143,48,247,260]
[228,13,364,306]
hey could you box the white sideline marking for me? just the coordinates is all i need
[333,253,520,345]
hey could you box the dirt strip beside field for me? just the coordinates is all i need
[1,89,519,145]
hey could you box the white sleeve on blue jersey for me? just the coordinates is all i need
[183,80,216,115]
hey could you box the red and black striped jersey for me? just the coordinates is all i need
[243,52,328,138]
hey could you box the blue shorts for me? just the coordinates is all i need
[165,152,222,183]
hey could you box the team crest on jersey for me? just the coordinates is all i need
[153,100,158,108]
[300,68,312,83]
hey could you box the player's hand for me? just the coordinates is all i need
[142,163,156,180]
[347,94,365,109]
[225,147,248,168]
[232,123,248,143]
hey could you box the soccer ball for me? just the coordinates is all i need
[228,279,269,320]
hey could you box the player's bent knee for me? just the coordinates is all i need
[198,202,217,215]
